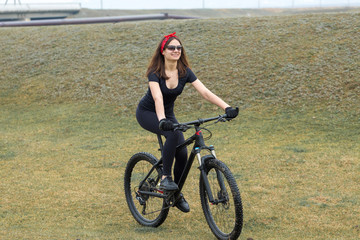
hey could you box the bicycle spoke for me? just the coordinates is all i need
[208,168,236,234]
[131,162,163,218]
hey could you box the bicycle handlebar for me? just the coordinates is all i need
[173,113,230,132]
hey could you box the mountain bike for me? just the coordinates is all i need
[124,113,243,240]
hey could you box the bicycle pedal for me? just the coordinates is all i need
[164,195,176,207]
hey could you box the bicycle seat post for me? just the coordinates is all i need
[157,134,164,153]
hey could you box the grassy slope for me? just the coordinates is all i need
[1,10,360,240]
[1,11,359,112]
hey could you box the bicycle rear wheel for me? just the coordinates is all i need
[199,156,243,240]
[124,152,169,227]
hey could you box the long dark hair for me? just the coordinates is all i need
[146,36,190,80]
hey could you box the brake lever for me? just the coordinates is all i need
[173,124,190,132]
[216,115,228,123]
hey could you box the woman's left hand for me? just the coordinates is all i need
[225,107,239,119]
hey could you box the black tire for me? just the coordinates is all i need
[124,152,169,227]
[199,156,243,240]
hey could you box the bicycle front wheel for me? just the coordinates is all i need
[124,152,169,227]
[199,156,243,240]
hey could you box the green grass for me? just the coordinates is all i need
[1,104,359,239]
[1,12,359,111]
[1,9,360,240]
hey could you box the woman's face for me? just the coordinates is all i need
[162,39,182,62]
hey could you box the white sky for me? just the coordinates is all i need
[9,0,360,9]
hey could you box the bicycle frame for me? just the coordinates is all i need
[174,124,219,204]
[137,115,228,205]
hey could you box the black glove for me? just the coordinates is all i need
[225,107,239,119]
[159,118,175,131]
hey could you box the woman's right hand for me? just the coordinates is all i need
[159,118,175,131]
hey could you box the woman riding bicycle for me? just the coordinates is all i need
[136,32,238,213]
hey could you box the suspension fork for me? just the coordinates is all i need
[191,126,216,203]
[196,147,223,204]
[196,146,228,204]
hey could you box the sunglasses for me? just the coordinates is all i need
[166,45,182,51]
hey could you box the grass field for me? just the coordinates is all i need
[1,8,360,240]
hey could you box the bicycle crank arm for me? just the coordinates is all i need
[210,198,227,205]
[137,190,167,199]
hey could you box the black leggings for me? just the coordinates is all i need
[136,106,187,184]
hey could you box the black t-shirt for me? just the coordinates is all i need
[138,67,197,115]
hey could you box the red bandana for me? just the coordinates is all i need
[160,32,177,53]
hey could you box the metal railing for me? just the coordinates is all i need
[0,13,199,27]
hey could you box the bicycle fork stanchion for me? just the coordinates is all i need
[195,147,202,166]
[209,145,216,158]
[195,147,216,203]
[207,145,228,203]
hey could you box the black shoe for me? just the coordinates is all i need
[175,193,190,213]
[159,176,179,191]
